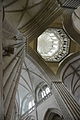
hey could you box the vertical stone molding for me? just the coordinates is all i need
[53,82,80,120]
[0,1,4,120]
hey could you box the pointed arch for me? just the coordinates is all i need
[44,108,63,120]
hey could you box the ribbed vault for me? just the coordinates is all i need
[2,0,80,120]
[16,55,54,118]
[58,52,80,104]
[4,0,64,40]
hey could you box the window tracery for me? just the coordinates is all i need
[36,83,51,102]
[37,28,70,62]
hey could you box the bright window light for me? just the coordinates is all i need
[41,91,46,98]
[28,101,32,109]
[37,28,70,62]
[28,100,35,109]
[32,100,35,106]
[46,87,50,94]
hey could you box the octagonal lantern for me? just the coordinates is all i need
[37,28,70,62]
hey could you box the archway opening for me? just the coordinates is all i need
[44,108,64,120]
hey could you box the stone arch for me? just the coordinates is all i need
[44,108,63,120]
[57,52,80,104]
[35,82,51,102]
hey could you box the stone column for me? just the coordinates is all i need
[0,1,4,120]
[52,82,80,120]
